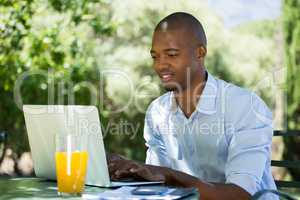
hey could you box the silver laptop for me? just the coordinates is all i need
[23,105,162,187]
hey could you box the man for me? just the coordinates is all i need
[108,12,278,200]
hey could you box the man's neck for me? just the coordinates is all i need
[174,70,207,118]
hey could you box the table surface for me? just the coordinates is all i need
[0,176,199,200]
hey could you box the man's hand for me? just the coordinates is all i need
[107,153,165,182]
[106,153,250,200]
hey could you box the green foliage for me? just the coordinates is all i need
[0,0,34,155]
[235,20,278,38]
[283,0,300,180]
[0,0,115,158]
[285,0,300,128]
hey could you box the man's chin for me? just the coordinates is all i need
[164,87,176,91]
[162,82,179,91]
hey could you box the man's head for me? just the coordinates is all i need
[150,12,207,92]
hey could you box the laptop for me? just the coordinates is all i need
[23,105,162,187]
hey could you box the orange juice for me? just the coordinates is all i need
[55,151,88,194]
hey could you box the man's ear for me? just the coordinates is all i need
[197,46,207,59]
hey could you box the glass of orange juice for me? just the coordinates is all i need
[55,134,89,196]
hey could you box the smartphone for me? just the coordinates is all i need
[131,186,169,195]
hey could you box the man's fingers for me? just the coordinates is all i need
[111,166,165,182]
[132,167,152,180]
[108,163,115,171]
[108,162,118,175]
[130,168,137,173]
[115,169,132,179]
[108,160,132,174]
[108,160,145,181]
[131,167,165,182]
[109,163,115,167]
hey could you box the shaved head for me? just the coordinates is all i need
[151,12,207,92]
[154,12,207,48]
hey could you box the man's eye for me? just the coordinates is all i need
[151,55,156,59]
[168,54,178,57]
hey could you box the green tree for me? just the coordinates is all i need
[0,0,115,173]
[283,0,300,180]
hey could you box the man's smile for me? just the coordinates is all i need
[159,71,174,82]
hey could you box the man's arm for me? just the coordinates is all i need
[161,166,251,200]
[108,157,251,200]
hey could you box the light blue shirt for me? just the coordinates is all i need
[144,72,278,199]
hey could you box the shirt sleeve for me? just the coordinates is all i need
[144,106,171,167]
[225,92,273,195]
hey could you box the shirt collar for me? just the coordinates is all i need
[170,71,218,115]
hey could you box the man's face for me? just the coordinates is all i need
[150,29,199,92]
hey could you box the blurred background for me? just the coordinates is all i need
[0,0,299,195]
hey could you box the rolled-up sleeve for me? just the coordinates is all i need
[144,107,171,167]
[225,92,273,195]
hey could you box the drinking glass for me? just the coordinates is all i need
[55,134,89,196]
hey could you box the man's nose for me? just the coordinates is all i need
[154,55,169,70]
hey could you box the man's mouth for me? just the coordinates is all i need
[160,72,174,82]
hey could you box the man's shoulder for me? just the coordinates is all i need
[215,78,263,106]
[215,77,272,122]
[215,78,251,99]
[146,92,172,117]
